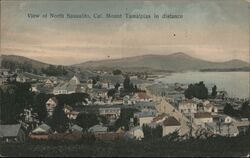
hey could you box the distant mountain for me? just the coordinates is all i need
[73,52,249,72]
[1,53,249,73]
[0,55,50,70]
[0,55,73,77]
[200,66,250,72]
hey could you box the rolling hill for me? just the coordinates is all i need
[1,53,249,73]
[73,52,249,72]
[0,55,50,70]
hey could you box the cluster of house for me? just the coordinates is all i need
[177,98,249,137]
[1,68,249,143]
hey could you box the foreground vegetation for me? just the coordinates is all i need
[1,133,249,157]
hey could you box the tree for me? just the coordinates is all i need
[46,105,69,133]
[211,85,217,98]
[55,93,89,106]
[142,125,163,139]
[107,89,116,98]
[114,108,139,131]
[184,81,208,99]
[129,83,134,92]
[75,113,99,131]
[134,85,138,92]
[240,101,250,119]
[32,93,53,122]
[22,61,32,73]
[113,69,122,75]
[0,82,33,124]
[41,65,68,76]
[223,103,238,117]
[115,82,120,90]
[123,75,130,91]
[184,84,194,99]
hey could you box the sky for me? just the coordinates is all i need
[1,0,249,65]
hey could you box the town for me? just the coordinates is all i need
[0,64,249,146]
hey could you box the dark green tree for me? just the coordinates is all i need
[107,89,116,98]
[47,105,69,133]
[32,93,53,122]
[75,113,99,131]
[142,125,163,139]
[114,108,139,131]
[0,82,33,124]
[240,101,250,119]
[115,82,120,90]
[223,103,238,117]
[184,81,208,99]
[211,85,217,98]
[112,69,122,75]
[123,75,130,91]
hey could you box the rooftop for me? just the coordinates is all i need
[0,124,22,137]
[152,113,168,123]
[163,117,181,126]
[194,112,212,118]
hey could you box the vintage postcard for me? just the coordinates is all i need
[0,0,249,157]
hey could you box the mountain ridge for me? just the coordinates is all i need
[1,53,249,72]
[73,52,249,72]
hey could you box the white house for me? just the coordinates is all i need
[102,81,109,89]
[16,75,28,83]
[194,112,213,126]
[202,101,218,113]
[46,97,58,116]
[128,126,144,140]
[53,75,81,95]
[206,122,239,137]
[134,111,157,127]
[87,83,93,89]
[218,114,232,124]
[44,79,54,87]
[133,92,152,102]
[162,117,181,137]
[123,95,132,105]
[64,105,79,120]
[179,100,197,114]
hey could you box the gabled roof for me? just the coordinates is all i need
[39,124,51,131]
[51,97,58,104]
[54,76,80,92]
[88,124,108,133]
[69,75,80,85]
[152,113,168,123]
[32,124,51,134]
[163,117,181,126]
[136,92,151,100]
[0,124,22,137]
[71,125,83,132]
[194,112,212,118]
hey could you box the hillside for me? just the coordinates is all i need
[73,52,249,72]
[0,55,50,70]
[1,53,248,73]
[0,55,73,77]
